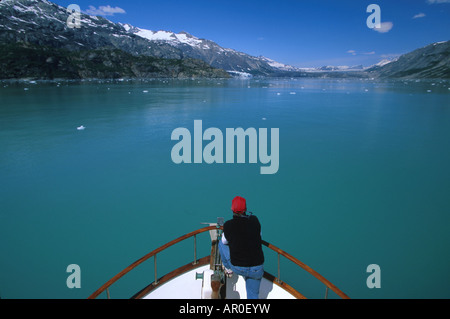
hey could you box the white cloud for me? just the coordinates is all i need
[427,0,450,4]
[373,21,393,33]
[381,53,402,59]
[85,5,126,16]
[346,50,375,56]
[413,13,426,19]
[347,50,375,56]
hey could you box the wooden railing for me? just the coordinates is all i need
[261,240,349,299]
[87,225,349,299]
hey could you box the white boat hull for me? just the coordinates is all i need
[142,264,296,299]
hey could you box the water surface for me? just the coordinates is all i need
[0,78,449,299]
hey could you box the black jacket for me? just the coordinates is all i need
[223,214,264,267]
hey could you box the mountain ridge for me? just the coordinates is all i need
[367,41,450,79]
[0,0,286,76]
[0,0,449,79]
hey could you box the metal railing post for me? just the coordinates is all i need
[153,254,159,286]
[193,234,198,265]
[276,253,281,283]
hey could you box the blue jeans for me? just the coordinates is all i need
[218,240,264,299]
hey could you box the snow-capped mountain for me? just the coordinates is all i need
[0,0,231,79]
[372,59,396,68]
[1,0,448,79]
[119,24,211,49]
[0,0,183,57]
[310,59,396,72]
[117,23,280,75]
[256,56,302,72]
[0,0,293,76]
[315,65,365,71]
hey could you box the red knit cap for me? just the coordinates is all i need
[231,196,247,214]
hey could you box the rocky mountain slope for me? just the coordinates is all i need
[120,24,281,75]
[367,41,450,79]
[0,42,230,79]
[0,0,229,79]
[0,0,448,80]
[0,0,291,77]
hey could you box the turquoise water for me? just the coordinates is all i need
[0,78,449,299]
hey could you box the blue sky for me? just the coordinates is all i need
[54,0,450,67]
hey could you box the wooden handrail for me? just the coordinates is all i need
[261,240,350,299]
[88,225,218,299]
[88,225,349,299]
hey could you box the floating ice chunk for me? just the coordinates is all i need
[77,125,85,130]
[276,92,281,95]
[24,88,29,91]
[262,117,267,120]
[143,90,148,93]
[289,92,296,95]
[427,90,432,93]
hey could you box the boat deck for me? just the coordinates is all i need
[142,264,296,299]
[88,225,349,300]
